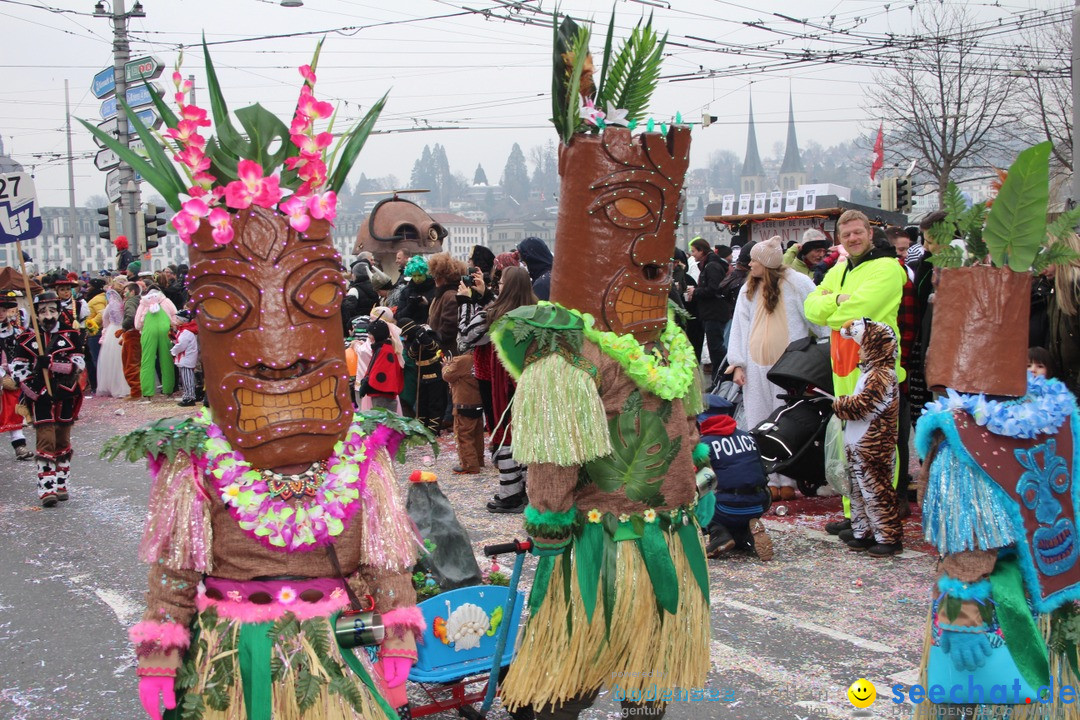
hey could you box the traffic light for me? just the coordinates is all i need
[879,177,897,212]
[896,176,913,213]
[137,203,167,253]
[97,204,118,241]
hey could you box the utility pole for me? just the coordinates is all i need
[64,79,80,272]
[188,73,196,106]
[96,0,144,247]
[1073,0,1079,206]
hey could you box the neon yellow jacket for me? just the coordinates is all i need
[804,250,907,396]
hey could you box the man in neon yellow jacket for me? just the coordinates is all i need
[804,210,907,535]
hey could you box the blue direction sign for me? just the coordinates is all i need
[90,56,164,100]
[100,83,162,120]
[92,66,115,99]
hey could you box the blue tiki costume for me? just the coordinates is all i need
[915,375,1080,718]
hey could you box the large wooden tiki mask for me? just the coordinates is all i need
[187,206,353,468]
[550,125,691,344]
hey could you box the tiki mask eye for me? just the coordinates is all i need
[193,285,251,332]
[590,187,661,230]
[294,268,344,318]
[614,198,650,219]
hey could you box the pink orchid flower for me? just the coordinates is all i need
[171,197,210,241]
[307,191,337,222]
[290,115,312,136]
[179,105,211,127]
[297,92,333,121]
[165,120,206,148]
[252,174,283,209]
[290,132,333,156]
[299,65,317,85]
[174,146,210,172]
[224,160,270,209]
[297,158,328,188]
[279,195,311,233]
[207,207,234,245]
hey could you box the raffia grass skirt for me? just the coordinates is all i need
[172,610,393,720]
[500,529,710,712]
[913,609,1080,720]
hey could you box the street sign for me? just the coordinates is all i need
[95,148,119,172]
[90,56,163,101]
[105,168,142,202]
[95,141,144,172]
[92,109,162,147]
[0,173,43,244]
[100,83,162,120]
[105,167,144,201]
[125,55,164,84]
[106,169,121,202]
[92,66,116,99]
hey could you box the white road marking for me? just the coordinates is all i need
[762,519,924,558]
[714,596,899,654]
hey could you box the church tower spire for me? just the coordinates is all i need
[778,92,806,192]
[740,94,766,196]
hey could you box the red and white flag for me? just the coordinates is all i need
[869,122,884,181]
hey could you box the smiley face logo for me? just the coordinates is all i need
[847,678,876,708]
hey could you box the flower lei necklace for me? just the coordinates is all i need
[924,374,1077,440]
[195,410,367,551]
[577,309,697,401]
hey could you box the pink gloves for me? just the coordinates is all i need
[138,676,176,720]
[377,655,414,708]
[381,655,412,688]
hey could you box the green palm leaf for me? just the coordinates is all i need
[202,35,248,159]
[78,116,185,211]
[598,16,666,123]
[984,142,1051,270]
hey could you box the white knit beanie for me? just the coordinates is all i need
[750,235,784,269]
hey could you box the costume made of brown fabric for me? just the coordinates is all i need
[121,329,141,398]
[138,454,417,675]
[443,352,485,472]
[527,341,697,535]
[501,339,707,711]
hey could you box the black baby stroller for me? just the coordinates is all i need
[749,336,834,497]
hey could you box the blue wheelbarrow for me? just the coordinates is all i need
[407,539,534,720]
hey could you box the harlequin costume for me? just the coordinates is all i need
[10,290,84,506]
[491,19,709,710]
[0,293,31,461]
[115,208,432,720]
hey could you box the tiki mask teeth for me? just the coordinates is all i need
[613,285,668,326]
[235,376,340,432]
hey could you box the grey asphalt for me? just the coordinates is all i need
[0,398,932,720]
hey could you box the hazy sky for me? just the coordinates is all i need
[0,0,1064,208]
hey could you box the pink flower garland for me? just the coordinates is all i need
[164,58,338,246]
[197,411,401,553]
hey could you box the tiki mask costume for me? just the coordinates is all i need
[114,207,434,720]
[489,16,709,711]
[10,290,85,507]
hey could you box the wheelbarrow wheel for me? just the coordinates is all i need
[458,706,484,720]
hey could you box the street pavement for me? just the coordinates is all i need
[0,396,934,720]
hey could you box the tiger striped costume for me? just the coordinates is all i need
[833,318,902,547]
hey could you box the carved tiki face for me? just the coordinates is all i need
[549,126,691,343]
[187,206,352,469]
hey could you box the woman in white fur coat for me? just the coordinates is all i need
[726,235,828,500]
